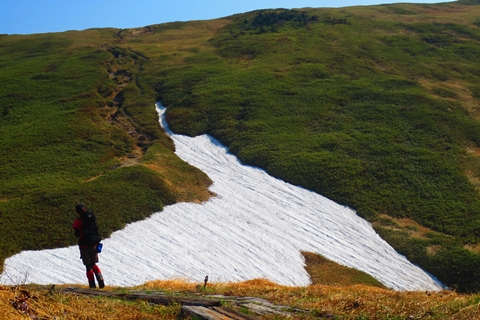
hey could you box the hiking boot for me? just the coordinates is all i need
[88,279,96,289]
[95,273,105,289]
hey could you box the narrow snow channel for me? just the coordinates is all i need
[1,103,443,291]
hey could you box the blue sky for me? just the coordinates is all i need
[1,0,452,35]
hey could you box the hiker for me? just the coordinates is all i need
[73,203,105,289]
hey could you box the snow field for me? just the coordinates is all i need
[0,103,443,291]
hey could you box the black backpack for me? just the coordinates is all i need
[80,210,102,246]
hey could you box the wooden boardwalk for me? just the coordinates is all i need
[61,287,295,319]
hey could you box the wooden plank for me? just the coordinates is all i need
[181,306,259,320]
[239,302,289,316]
[62,287,125,297]
[124,293,221,307]
[211,306,259,320]
[181,306,237,320]
[62,287,221,307]
[61,287,283,319]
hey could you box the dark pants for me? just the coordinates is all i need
[79,246,102,286]
[80,246,98,266]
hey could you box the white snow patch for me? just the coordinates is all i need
[0,103,443,291]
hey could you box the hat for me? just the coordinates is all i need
[75,203,86,212]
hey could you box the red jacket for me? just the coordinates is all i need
[73,218,88,248]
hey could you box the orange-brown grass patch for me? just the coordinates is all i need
[351,2,480,27]
[465,147,480,194]
[465,242,480,254]
[418,78,480,120]
[302,252,386,288]
[0,285,181,320]
[375,214,433,239]
[139,277,283,296]
[139,279,480,319]
[467,147,480,157]
[126,18,231,64]
[2,280,480,320]
[466,169,480,194]
[144,162,213,203]
[427,245,442,256]
[141,141,214,203]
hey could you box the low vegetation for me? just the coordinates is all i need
[2,277,480,319]
[0,30,212,268]
[2,0,480,295]
[132,1,480,292]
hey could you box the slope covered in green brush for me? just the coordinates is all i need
[136,1,480,292]
[0,29,212,269]
[2,0,480,292]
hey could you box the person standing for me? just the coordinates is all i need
[73,203,105,289]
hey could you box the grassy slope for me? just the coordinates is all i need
[127,2,480,292]
[0,29,212,267]
[2,0,480,294]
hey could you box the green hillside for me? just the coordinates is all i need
[0,30,212,265]
[2,0,480,292]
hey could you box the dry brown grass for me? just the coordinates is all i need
[374,214,434,239]
[465,242,480,254]
[126,18,231,64]
[137,278,480,320]
[349,2,480,27]
[1,284,181,320]
[302,252,386,288]
[142,145,214,203]
[418,78,480,120]
[2,279,480,319]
